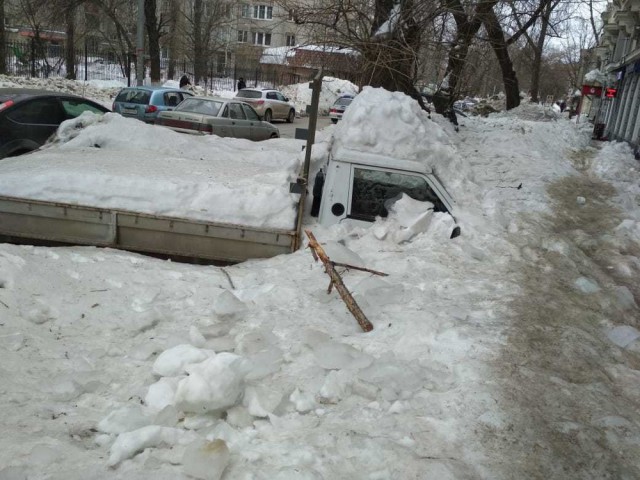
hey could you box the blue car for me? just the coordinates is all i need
[112,86,193,123]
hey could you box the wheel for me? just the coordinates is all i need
[270,132,279,139]
[263,109,272,123]
[331,118,338,124]
[286,109,295,123]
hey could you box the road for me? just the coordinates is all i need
[275,114,334,139]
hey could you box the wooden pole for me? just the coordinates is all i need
[305,230,374,332]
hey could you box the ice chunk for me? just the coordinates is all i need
[607,325,640,348]
[190,326,207,348]
[98,405,151,434]
[352,276,404,308]
[290,388,315,413]
[237,329,284,380]
[0,332,25,351]
[243,385,283,417]
[153,405,181,427]
[321,241,365,267]
[152,344,211,377]
[108,425,198,466]
[213,290,248,319]
[24,301,58,324]
[613,286,638,310]
[29,444,60,466]
[311,340,373,370]
[145,377,181,412]
[175,353,248,413]
[182,439,230,480]
[319,370,353,403]
[573,276,600,294]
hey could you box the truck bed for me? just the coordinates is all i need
[0,116,303,262]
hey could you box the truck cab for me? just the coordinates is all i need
[315,148,458,234]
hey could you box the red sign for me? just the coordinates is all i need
[605,87,617,98]
[581,85,603,96]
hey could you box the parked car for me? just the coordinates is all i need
[329,95,355,123]
[234,88,295,123]
[155,96,280,141]
[112,86,193,124]
[0,88,110,160]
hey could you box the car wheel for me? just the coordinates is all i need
[270,132,279,139]
[286,109,295,123]
[331,118,338,124]
[264,110,272,123]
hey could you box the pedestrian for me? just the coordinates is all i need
[237,77,246,90]
[179,75,191,89]
[560,100,567,113]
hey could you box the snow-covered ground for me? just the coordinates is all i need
[1,78,640,480]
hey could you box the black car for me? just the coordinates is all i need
[0,88,110,159]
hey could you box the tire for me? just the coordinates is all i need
[270,132,279,139]
[331,118,338,124]
[264,109,272,123]
[286,109,295,123]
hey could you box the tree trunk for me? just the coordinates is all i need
[144,0,162,83]
[529,3,551,103]
[65,5,76,80]
[483,7,520,110]
[442,0,496,108]
[0,0,6,75]
[167,0,179,79]
[362,0,429,111]
[192,0,207,84]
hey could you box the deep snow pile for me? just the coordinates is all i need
[0,74,122,108]
[1,79,640,480]
[281,76,359,115]
[0,113,304,229]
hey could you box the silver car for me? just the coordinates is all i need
[155,96,280,141]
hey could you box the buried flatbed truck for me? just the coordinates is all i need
[0,148,458,263]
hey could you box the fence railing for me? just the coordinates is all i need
[3,40,283,91]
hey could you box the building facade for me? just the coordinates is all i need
[595,0,640,144]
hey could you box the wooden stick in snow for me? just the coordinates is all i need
[305,229,374,332]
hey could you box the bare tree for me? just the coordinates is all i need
[88,0,136,78]
[144,0,166,83]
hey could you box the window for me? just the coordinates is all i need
[288,9,296,21]
[7,98,63,124]
[241,104,260,120]
[266,92,277,100]
[286,34,295,46]
[61,99,105,118]
[349,168,445,221]
[241,3,250,17]
[228,103,246,120]
[252,4,272,19]
[251,31,271,46]
[237,30,249,43]
[176,98,223,116]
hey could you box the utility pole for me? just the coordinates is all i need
[136,0,145,86]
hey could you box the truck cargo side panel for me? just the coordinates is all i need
[0,196,295,263]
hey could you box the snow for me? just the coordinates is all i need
[1,77,640,479]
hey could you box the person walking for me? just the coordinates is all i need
[179,75,191,89]
[237,77,246,90]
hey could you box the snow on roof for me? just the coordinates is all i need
[260,45,358,65]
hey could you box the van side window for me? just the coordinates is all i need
[349,168,445,221]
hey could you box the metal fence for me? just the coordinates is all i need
[3,40,284,91]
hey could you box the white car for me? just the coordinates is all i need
[329,95,355,123]
[235,88,296,123]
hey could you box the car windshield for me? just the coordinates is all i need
[175,98,224,116]
[335,97,353,106]
[235,90,262,99]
